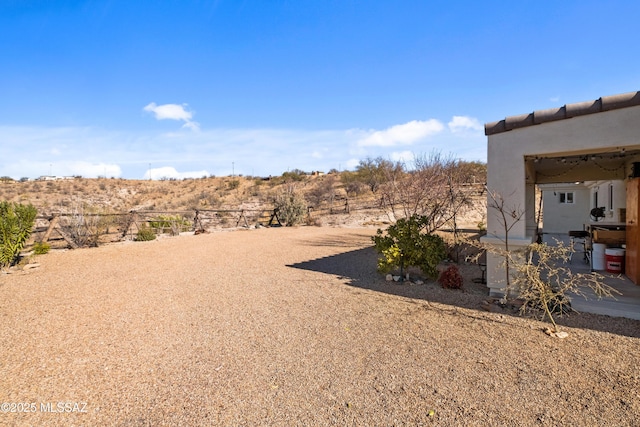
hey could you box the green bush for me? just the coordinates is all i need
[273,191,307,226]
[135,226,156,241]
[33,241,51,255]
[149,214,191,235]
[0,201,37,268]
[372,215,446,279]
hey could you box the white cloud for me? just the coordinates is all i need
[357,119,444,147]
[1,159,122,179]
[390,151,415,163]
[71,161,122,178]
[0,120,487,180]
[447,116,483,134]
[345,158,361,170]
[550,96,560,103]
[144,166,209,180]
[143,102,200,131]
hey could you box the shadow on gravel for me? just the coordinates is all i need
[287,245,640,339]
[287,246,488,312]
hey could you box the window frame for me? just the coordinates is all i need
[559,191,574,204]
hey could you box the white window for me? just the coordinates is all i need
[559,192,574,204]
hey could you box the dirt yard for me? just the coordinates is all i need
[1,226,639,426]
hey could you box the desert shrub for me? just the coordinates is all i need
[273,191,307,226]
[511,242,619,331]
[189,191,219,209]
[306,175,337,207]
[0,201,37,268]
[438,264,464,289]
[149,214,191,235]
[59,205,114,247]
[282,169,307,182]
[372,215,446,279]
[135,226,156,241]
[33,241,51,255]
[228,179,240,190]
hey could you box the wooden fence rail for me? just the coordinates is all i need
[27,198,388,250]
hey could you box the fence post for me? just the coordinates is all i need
[40,214,59,243]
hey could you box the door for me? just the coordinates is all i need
[626,178,639,284]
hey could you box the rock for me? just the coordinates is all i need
[544,328,569,338]
[385,274,393,281]
[392,275,401,282]
[415,280,424,285]
[481,301,494,312]
[23,263,40,270]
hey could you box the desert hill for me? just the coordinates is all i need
[0,172,486,250]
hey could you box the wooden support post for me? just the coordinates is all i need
[235,210,243,227]
[268,208,282,226]
[121,211,138,239]
[193,210,207,234]
[55,227,79,249]
[40,215,59,243]
[235,210,249,228]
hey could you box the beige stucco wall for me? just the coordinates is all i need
[484,105,640,294]
[588,180,627,223]
[540,183,591,234]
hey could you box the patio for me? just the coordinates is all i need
[542,232,640,320]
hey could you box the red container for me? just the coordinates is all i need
[605,248,625,274]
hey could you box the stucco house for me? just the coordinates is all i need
[483,91,640,295]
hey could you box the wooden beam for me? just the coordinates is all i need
[40,215,59,243]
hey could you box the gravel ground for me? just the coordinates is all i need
[1,226,639,426]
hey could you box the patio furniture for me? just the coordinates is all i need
[568,230,591,264]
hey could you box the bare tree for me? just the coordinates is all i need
[379,152,473,234]
[485,188,526,299]
[354,157,400,194]
[483,189,619,333]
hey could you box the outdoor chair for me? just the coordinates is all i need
[568,230,591,264]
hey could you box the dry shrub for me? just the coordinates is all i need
[58,204,115,247]
[438,264,464,289]
[512,242,621,332]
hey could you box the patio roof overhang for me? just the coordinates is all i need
[524,149,640,184]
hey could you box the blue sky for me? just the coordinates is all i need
[2,1,640,180]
